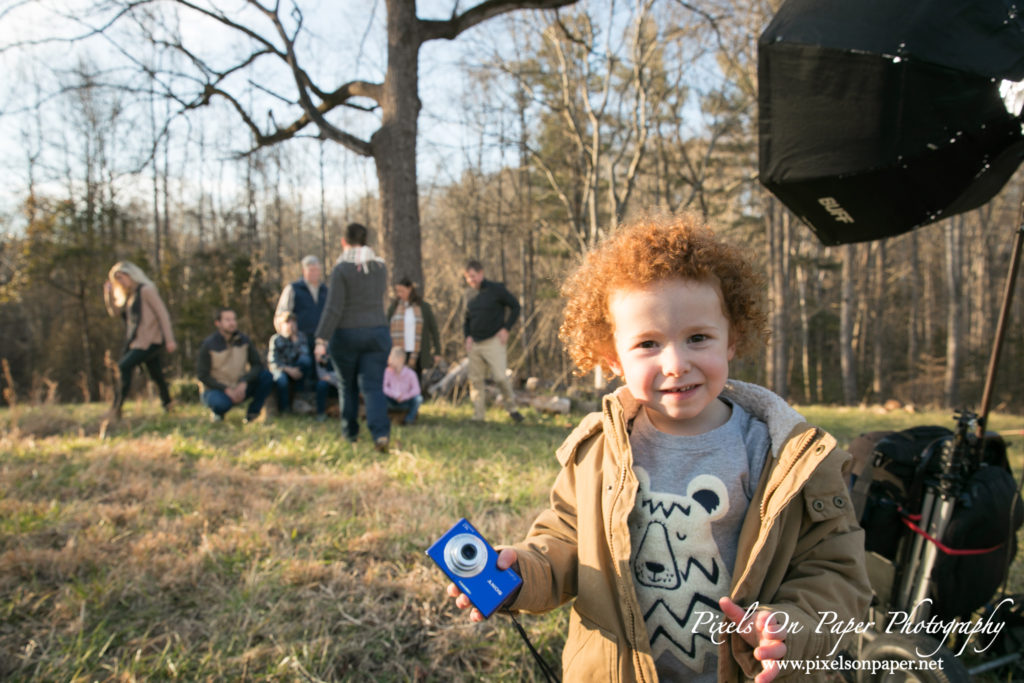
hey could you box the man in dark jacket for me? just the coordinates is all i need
[463,260,524,423]
[197,307,273,422]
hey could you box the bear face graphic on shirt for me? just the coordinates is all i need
[630,467,731,673]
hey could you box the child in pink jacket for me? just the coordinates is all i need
[383,346,423,425]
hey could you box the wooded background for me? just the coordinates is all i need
[1,0,1022,412]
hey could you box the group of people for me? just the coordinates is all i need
[104,212,874,681]
[103,222,524,451]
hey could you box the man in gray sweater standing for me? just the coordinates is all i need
[315,223,391,452]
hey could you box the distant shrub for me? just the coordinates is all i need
[171,377,201,403]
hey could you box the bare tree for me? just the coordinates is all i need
[840,243,858,405]
[906,230,921,401]
[483,1,661,253]
[132,0,578,288]
[4,0,579,289]
[794,255,811,403]
[944,216,964,406]
[870,240,886,400]
[764,197,789,397]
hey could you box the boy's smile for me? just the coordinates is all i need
[607,278,735,436]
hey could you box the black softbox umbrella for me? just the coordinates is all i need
[758,0,1024,246]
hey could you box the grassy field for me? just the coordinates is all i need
[2,397,1022,681]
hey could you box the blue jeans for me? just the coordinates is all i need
[272,356,315,413]
[314,378,330,416]
[387,395,423,424]
[202,369,273,418]
[328,326,391,442]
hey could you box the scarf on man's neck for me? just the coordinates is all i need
[336,245,383,272]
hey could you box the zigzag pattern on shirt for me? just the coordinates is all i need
[647,622,717,661]
[645,595,722,664]
[678,556,719,584]
[641,497,692,518]
[643,591,722,629]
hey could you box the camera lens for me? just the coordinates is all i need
[444,533,487,578]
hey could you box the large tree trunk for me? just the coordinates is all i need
[373,0,423,287]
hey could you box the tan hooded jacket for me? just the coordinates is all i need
[509,380,871,682]
[105,284,175,351]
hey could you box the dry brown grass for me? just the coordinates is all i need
[0,401,570,681]
[2,399,1021,681]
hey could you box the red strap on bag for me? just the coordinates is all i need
[899,514,1005,556]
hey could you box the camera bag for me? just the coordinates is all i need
[851,426,1023,619]
[852,426,952,560]
[930,461,1024,620]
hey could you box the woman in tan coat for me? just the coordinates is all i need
[103,262,177,418]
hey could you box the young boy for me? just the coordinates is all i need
[447,215,871,682]
[383,345,423,425]
[268,312,328,419]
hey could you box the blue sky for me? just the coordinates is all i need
[0,0,530,230]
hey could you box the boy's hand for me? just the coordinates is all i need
[446,547,519,622]
[719,597,787,683]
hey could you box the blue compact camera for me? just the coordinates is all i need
[427,518,522,618]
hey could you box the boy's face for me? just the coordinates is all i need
[607,278,735,436]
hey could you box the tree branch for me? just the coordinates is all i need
[168,0,354,104]
[113,0,381,157]
[0,0,155,54]
[419,0,577,43]
[248,0,377,156]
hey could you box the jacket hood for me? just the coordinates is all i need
[720,379,805,458]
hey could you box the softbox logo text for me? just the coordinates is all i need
[818,197,855,223]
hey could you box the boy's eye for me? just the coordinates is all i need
[688,334,709,344]
[637,340,659,350]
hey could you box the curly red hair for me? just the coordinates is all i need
[559,213,768,376]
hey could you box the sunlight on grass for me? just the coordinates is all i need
[2,398,1022,680]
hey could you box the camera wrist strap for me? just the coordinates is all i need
[504,611,560,683]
